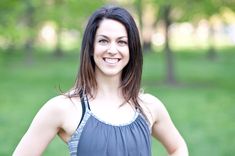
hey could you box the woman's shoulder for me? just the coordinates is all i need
[40,95,83,137]
[44,95,71,108]
[139,93,166,124]
[139,93,164,109]
[41,94,82,117]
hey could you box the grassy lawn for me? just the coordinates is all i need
[0,47,234,155]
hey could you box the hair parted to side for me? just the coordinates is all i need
[69,5,143,107]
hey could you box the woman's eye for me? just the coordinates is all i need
[118,40,128,46]
[98,39,108,45]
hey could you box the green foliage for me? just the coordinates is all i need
[0,0,234,52]
[149,0,235,22]
[0,0,105,50]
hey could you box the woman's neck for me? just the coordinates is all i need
[95,71,122,98]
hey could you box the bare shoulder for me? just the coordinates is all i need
[12,95,82,155]
[44,95,79,111]
[139,93,167,124]
[40,95,71,116]
[38,95,83,140]
[38,94,82,128]
[139,93,165,111]
[35,96,64,119]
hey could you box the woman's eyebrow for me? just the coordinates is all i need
[96,35,109,39]
[96,34,127,40]
[118,36,128,40]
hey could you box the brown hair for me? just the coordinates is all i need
[69,6,143,108]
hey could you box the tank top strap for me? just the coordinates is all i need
[136,106,152,132]
[78,91,90,126]
[83,94,91,110]
[79,90,90,109]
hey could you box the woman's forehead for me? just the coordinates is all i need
[96,19,127,38]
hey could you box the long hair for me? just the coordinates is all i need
[69,6,143,108]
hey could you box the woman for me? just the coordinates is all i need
[13,6,188,156]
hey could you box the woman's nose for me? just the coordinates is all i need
[107,42,118,55]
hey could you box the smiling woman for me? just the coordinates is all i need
[13,5,188,156]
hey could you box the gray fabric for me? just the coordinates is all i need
[68,95,152,156]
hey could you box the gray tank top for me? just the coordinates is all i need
[67,94,152,156]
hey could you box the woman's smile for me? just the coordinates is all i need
[103,57,121,64]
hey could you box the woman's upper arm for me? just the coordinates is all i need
[13,96,64,156]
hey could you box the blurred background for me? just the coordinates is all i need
[0,0,235,155]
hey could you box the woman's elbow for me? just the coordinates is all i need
[169,139,188,156]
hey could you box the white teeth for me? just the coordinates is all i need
[104,58,119,64]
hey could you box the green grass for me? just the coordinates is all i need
[0,48,235,155]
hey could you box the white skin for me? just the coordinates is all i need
[13,19,188,156]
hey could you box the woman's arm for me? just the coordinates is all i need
[143,94,188,156]
[13,96,65,156]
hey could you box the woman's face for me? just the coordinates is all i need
[93,19,129,78]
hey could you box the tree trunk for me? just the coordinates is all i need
[25,38,34,64]
[53,0,64,57]
[136,0,143,35]
[163,4,176,84]
[207,23,217,60]
[24,1,35,64]
[54,27,63,57]
[143,41,152,52]
[135,0,152,52]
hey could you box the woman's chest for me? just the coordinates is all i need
[75,115,152,156]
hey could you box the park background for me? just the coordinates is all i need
[0,0,235,155]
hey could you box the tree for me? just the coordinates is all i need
[0,0,105,58]
[134,0,153,51]
[184,0,235,60]
[149,0,230,83]
[151,0,181,84]
[134,0,143,41]
[41,0,105,56]
[0,0,25,52]
[0,0,42,63]
[23,0,37,63]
